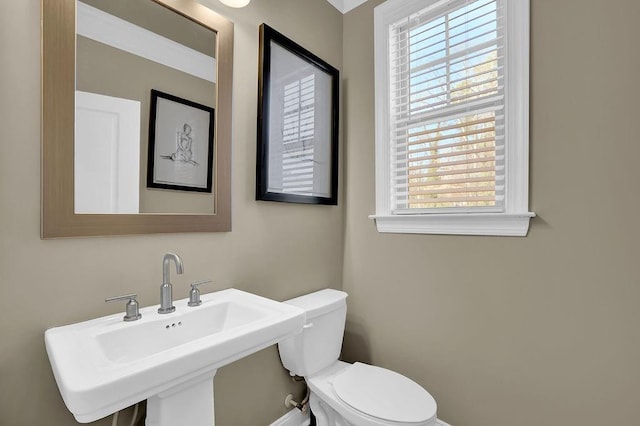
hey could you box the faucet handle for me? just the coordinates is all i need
[105,294,142,322]
[188,280,213,307]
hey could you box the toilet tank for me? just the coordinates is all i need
[278,289,347,377]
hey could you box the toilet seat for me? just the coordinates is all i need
[307,361,438,426]
[332,362,437,424]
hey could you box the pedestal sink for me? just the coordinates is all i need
[45,289,305,425]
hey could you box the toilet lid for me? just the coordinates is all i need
[331,362,437,423]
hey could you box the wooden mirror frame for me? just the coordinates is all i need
[42,0,233,238]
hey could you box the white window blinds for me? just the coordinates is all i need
[388,0,505,213]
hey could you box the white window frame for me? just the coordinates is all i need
[371,0,534,236]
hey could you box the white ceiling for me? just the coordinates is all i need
[325,0,369,14]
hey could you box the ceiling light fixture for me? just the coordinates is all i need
[219,0,250,7]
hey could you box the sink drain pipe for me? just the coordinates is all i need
[112,403,139,426]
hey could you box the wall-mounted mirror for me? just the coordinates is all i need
[42,0,233,238]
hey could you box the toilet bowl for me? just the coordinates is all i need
[277,289,439,426]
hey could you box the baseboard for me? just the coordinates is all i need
[269,408,310,426]
[270,408,447,426]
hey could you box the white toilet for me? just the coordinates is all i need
[278,289,440,426]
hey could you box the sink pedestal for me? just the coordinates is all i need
[146,371,217,426]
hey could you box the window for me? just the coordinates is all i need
[372,0,534,236]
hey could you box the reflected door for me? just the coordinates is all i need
[75,91,141,213]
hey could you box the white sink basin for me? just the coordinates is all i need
[45,289,305,423]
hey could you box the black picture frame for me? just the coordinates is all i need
[256,24,339,205]
[147,89,215,193]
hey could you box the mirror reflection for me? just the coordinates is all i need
[75,0,217,214]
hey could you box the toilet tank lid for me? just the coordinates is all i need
[284,289,347,319]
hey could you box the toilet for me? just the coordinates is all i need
[278,289,440,426]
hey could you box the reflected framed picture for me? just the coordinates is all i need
[256,24,339,205]
[147,89,215,193]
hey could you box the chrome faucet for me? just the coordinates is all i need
[158,252,184,314]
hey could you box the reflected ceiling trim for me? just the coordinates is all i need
[325,0,369,14]
[78,1,217,82]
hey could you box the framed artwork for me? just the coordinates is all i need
[147,89,215,193]
[256,24,339,205]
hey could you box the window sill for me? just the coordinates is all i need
[368,212,536,237]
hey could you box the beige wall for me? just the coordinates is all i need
[342,1,640,426]
[0,0,342,425]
